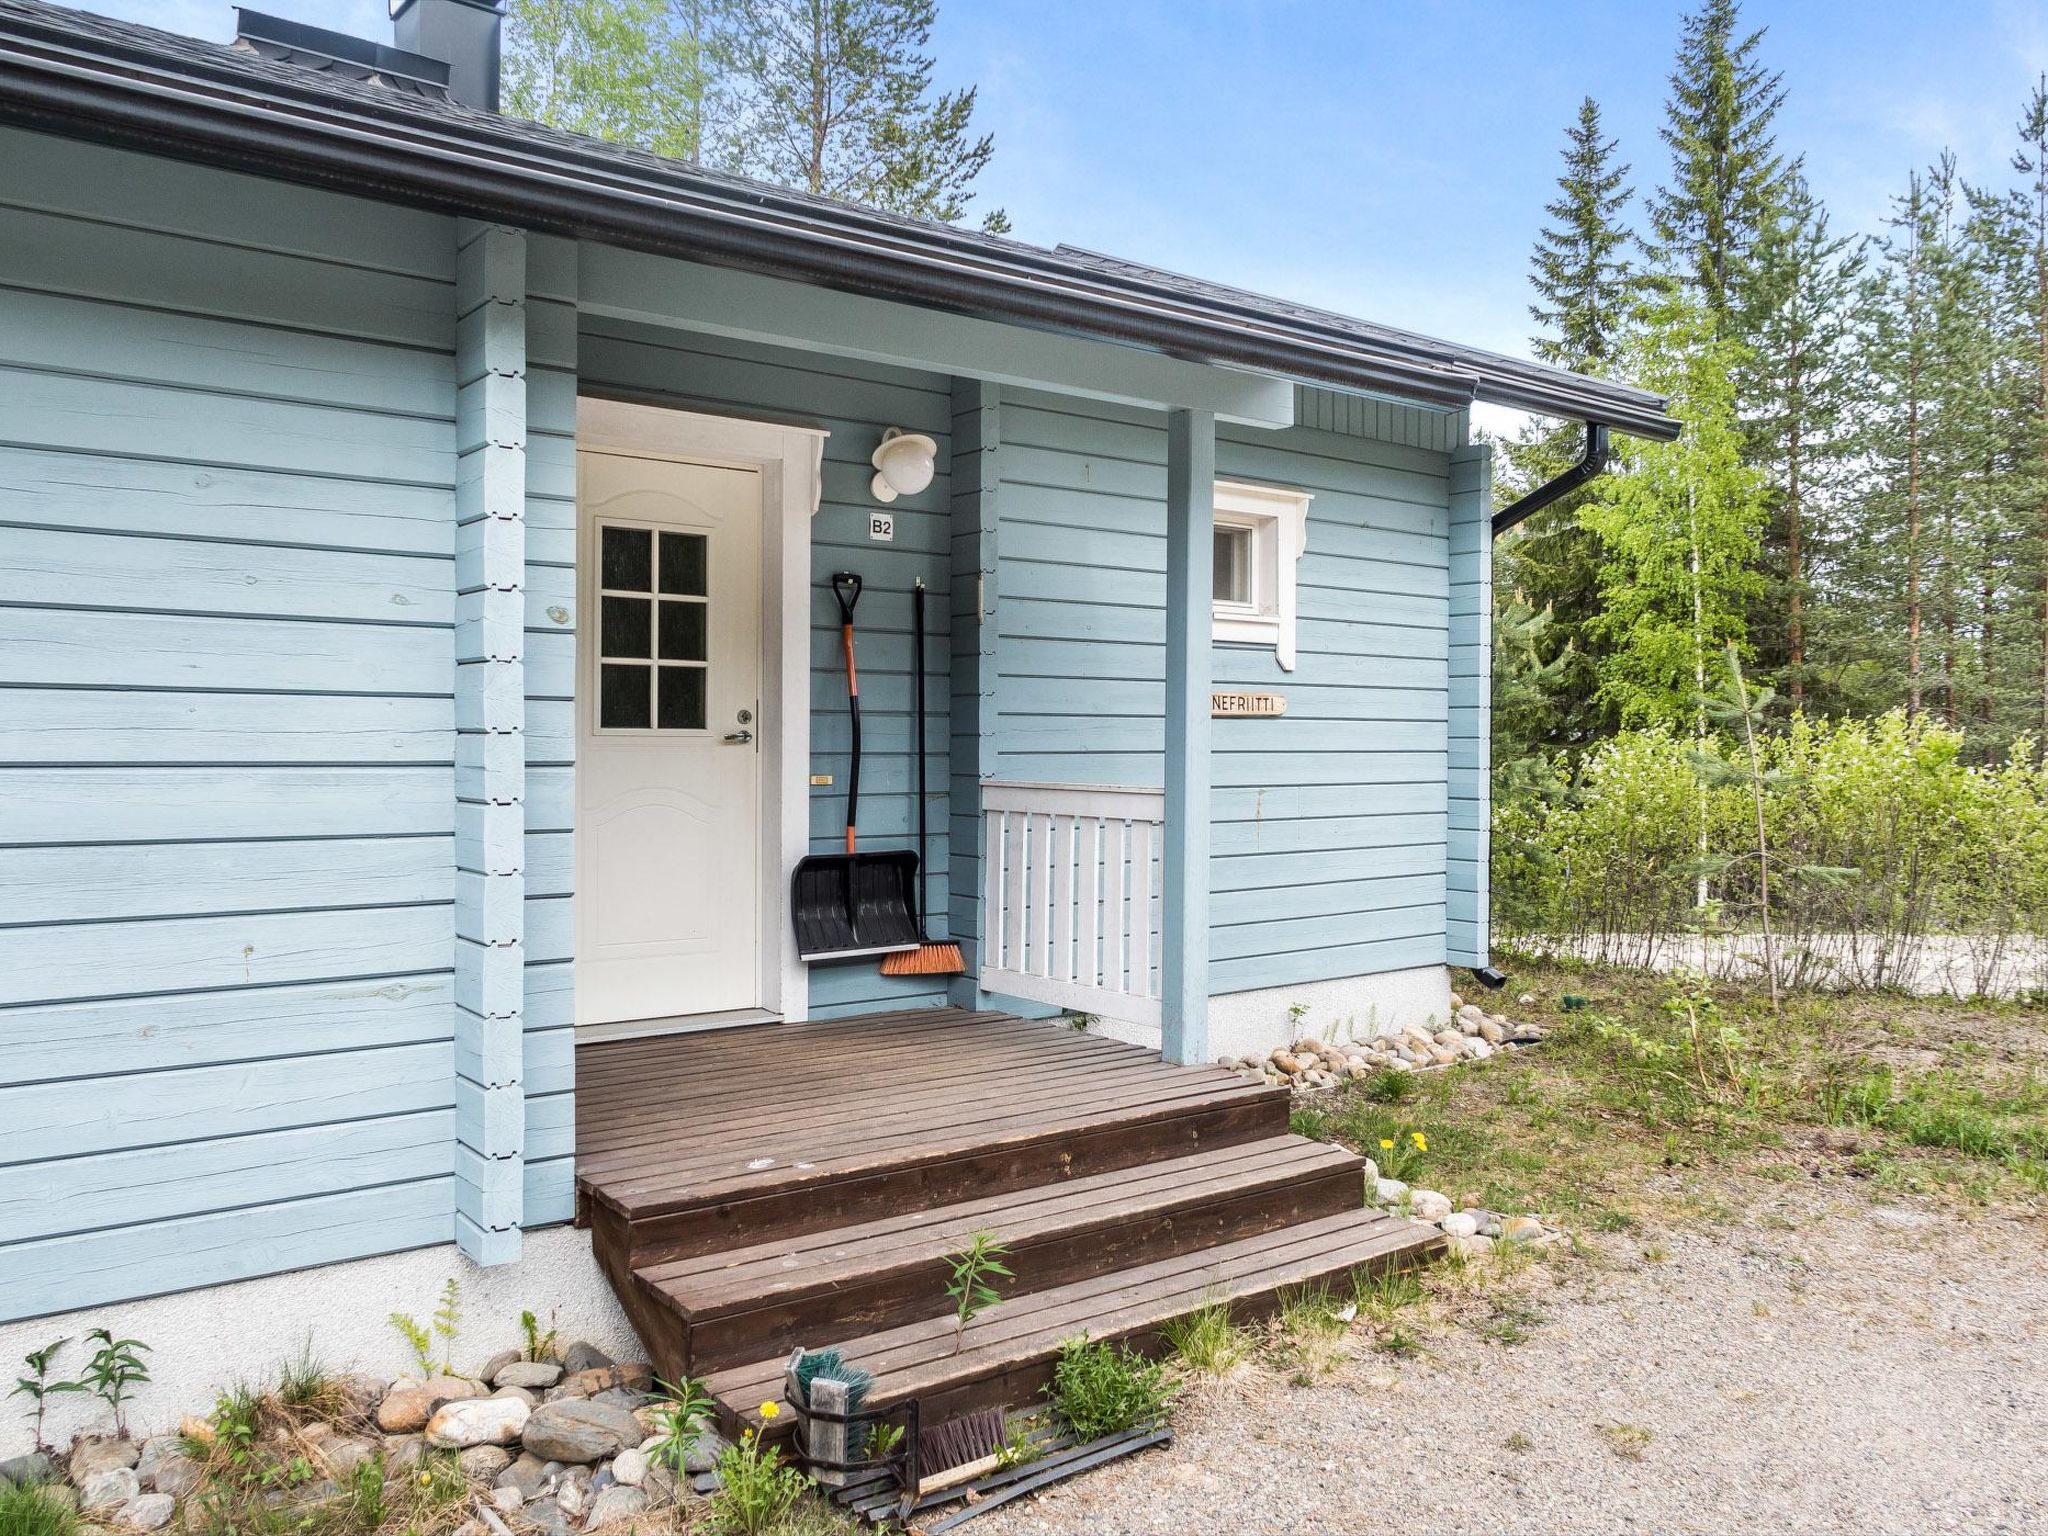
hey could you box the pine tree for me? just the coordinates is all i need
[1747,176,1864,706]
[714,0,1008,231]
[1645,0,1794,329]
[1529,96,1636,373]
[1495,98,1636,757]
[1580,294,1768,732]
[1986,76,2048,733]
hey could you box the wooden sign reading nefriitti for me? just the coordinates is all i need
[1211,689,1288,718]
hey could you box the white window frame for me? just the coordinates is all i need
[1211,478,1312,671]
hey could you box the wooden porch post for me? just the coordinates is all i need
[452,221,527,1264]
[1162,408,1214,1065]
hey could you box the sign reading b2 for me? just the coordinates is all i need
[868,512,895,543]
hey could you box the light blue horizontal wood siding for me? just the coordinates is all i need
[1446,441,1493,965]
[985,390,1458,998]
[575,319,956,1018]
[0,129,464,1321]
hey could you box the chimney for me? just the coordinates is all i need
[390,0,503,112]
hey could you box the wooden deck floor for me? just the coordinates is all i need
[574,1006,1440,1434]
[575,1006,1281,1230]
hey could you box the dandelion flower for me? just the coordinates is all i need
[758,1400,781,1421]
[417,1473,432,1487]
[1379,1138,1394,1151]
[1411,1131,1428,1152]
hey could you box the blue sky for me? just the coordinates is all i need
[92,0,2048,375]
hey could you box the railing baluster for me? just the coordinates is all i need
[1004,809,1028,975]
[984,806,1005,971]
[1130,817,1152,1000]
[1114,823,1130,991]
[1076,815,1100,989]
[1050,814,1074,983]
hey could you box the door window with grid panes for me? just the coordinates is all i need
[596,522,710,732]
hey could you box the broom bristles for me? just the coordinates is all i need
[879,942,966,976]
[918,1405,1006,1476]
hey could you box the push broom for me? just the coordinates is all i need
[881,578,966,977]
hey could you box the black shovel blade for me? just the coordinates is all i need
[791,849,922,961]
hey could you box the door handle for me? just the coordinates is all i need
[722,728,754,744]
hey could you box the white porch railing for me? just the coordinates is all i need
[979,781,1165,1026]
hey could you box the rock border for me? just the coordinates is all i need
[1218,990,1548,1091]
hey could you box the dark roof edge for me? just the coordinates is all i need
[0,5,1682,441]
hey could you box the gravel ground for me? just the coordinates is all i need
[974,1188,2048,1535]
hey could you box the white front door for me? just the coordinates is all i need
[575,447,763,1025]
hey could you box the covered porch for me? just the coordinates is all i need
[566,253,1264,1063]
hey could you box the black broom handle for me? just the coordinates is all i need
[833,572,862,854]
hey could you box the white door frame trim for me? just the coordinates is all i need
[575,395,825,1025]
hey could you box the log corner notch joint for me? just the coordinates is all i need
[1491,421,1611,539]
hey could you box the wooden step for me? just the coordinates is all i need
[703,1209,1441,1439]
[584,1034,1288,1272]
[633,1137,1367,1374]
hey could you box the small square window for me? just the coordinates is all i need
[1212,481,1313,673]
[1214,525,1253,608]
[600,662,651,729]
[601,526,652,592]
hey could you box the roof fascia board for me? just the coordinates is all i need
[0,5,1678,439]
[579,244,1298,428]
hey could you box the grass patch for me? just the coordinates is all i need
[1270,1285,1353,1376]
[1476,1296,1545,1347]
[183,1365,473,1536]
[1288,1106,1331,1140]
[0,1482,75,1536]
[1160,1301,1249,1376]
[1349,1265,1424,1323]
[1372,1327,1422,1358]
[1304,959,2048,1229]
[1600,1422,1653,1460]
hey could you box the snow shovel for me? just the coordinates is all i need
[791,572,922,962]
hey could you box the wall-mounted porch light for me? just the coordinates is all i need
[870,427,937,503]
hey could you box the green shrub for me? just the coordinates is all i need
[1495,714,2048,996]
[1046,1338,1174,1440]
[706,1430,810,1536]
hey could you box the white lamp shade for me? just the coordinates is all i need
[870,428,937,503]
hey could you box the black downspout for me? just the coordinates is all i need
[1469,420,1613,995]
[1491,421,1609,538]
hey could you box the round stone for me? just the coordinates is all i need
[585,1486,649,1527]
[117,1493,175,1532]
[522,1400,646,1464]
[1409,1188,1453,1222]
[376,1389,433,1434]
[458,1445,514,1481]
[426,1395,530,1450]
[1373,1176,1409,1204]
[1441,1211,1480,1239]
[78,1469,139,1512]
[70,1439,140,1485]
[609,1448,648,1487]
[494,1360,563,1391]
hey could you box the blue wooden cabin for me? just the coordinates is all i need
[0,0,1674,1422]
